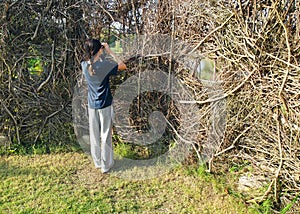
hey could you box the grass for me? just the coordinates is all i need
[1,152,255,213]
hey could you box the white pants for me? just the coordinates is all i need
[88,105,114,171]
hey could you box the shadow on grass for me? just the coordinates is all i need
[107,154,180,180]
[0,157,49,180]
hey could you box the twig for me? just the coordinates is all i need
[1,99,20,145]
[214,126,251,157]
[37,41,55,92]
[34,105,64,144]
[274,109,283,202]
[179,69,256,105]
[95,1,115,23]
[31,14,42,40]
[189,13,234,54]
[265,53,300,71]
[275,8,291,96]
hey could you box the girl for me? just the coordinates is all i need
[81,38,126,173]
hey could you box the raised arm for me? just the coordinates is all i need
[102,43,127,71]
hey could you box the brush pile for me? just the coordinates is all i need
[1,0,299,211]
[146,0,300,210]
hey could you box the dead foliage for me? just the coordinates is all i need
[0,0,299,211]
[143,0,300,210]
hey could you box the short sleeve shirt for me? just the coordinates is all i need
[81,60,118,109]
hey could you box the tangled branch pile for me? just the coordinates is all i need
[146,0,299,210]
[0,0,299,211]
[0,1,85,150]
[0,0,144,150]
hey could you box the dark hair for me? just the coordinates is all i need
[84,39,101,59]
[83,38,104,75]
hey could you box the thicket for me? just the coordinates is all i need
[0,0,299,212]
[0,0,145,151]
[144,1,300,211]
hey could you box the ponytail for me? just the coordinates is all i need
[83,38,102,76]
[88,55,96,76]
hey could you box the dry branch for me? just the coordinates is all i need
[142,0,300,211]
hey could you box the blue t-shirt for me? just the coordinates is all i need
[81,60,118,109]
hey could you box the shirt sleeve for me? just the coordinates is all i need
[106,60,118,76]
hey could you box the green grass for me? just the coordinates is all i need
[1,152,254,213]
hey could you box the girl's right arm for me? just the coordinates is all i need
[103,43,127,71]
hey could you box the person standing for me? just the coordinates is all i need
[81,38,127,173]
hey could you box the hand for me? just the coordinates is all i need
[102,43,109,50]
[118,61,127,71]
